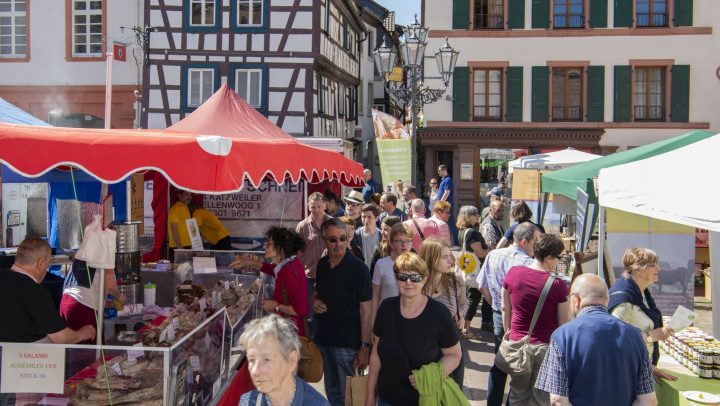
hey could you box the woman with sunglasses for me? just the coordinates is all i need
[365,252,462,406]
[229,227,309,336]
[370,223,414,327]
[501,233,572,405]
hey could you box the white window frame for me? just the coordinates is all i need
[234,68,263,108]
[0,0,26,58]
[72,0,103,57]
[188,68,215,108]
[190,0,215,27]
[237,0,263,26]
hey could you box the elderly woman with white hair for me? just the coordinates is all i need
[239,314,329,406]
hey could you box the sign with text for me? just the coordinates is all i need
[372,109,411,190]
[129,173,144,235]
[1,344,65,394]
[203,180,303,221]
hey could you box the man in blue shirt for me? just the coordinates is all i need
[361,168,378,203]
[436,164,457,244]
[535,274,657,406]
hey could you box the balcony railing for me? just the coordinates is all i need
[636,13,668,27]
[553,14,584,28]
[552,105,582,121]
[634,105,665,121]
[474,14,504,29]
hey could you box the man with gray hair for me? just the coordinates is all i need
[535,274,657,406]
[403,198,439,252]
[478,222,541,406]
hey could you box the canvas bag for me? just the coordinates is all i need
[76,214,117,269]
[455,229,480,288]
[282,286,323,383]
[494,274,555,376]
[344,370,367,406]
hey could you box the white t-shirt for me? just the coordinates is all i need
[372,256,399,302]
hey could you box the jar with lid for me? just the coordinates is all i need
[699,364,714,379]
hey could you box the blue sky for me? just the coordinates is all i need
[373,0,421,27]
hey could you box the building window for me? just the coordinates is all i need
[553,0,584,28]
[338,84,346,117]
[188,68,215,107]
[636,0,667,27]
[0,0,27,59]
[552,67,583,121]
[72,0,103,57]
[237,0,263,26]
[474,0,504,29]
[634,67,665,120]
[190,0,215,26]
[472,68,502,120]
[235,69,262,108]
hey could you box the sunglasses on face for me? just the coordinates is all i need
[396,273,424,283]
[346,201,361,207]
[324,235,348,243]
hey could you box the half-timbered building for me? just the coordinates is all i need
[142,0,366,143]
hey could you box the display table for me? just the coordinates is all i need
[656,354,720,406]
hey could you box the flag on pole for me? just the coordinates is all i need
[113,43,126,62]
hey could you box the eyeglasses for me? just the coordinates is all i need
[395,273,424,283]
[346,201,361,207]
[324,235,348,243]
[391,239,413,245]
[430,183,437,186]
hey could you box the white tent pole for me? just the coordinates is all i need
[709,232,720,338]
[598,206,606,284]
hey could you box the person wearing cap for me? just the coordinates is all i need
[361,169,379,203]
[343,190,364,229]
[378,192,407,224]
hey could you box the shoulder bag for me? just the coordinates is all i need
[494,274,555,376]
[282,285,323,383]
[411,218,426,241]
[455,229,480,289]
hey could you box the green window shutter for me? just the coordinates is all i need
[453,0,470,29]
[671,65,690,123]
[531,66,549,122]
[587,66,605,122]
[613,65,632,122]
[506,67,523,122]
[532,0,550,29]
[453,67,470,121]
[589,0,608,28]
[508,0,525,29]
[674,0,693,27]
[614,0,632,27]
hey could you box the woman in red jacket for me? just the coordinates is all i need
[231,227,309,336]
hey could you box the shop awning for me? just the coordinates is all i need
[508,148,601,174]
[599,132,720,232]
[541,130,713,200]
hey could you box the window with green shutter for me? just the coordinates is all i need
[614,0,632,27]
[454,0,471,29]
[671,65,690,122]
[453,67,470,121]
[532,66,549,122]
[508,0,525,29]
[674,0,693,27]
[589,0,607,28]
[532,0,550,28]
[506,67,523,122]
[587,66,604,122]
[613,65,631,122]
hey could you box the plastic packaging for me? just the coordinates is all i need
[144,282,157,306]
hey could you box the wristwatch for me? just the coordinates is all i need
[645,333,654,343]
[361,341,371,349]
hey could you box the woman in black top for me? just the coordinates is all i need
[456,205,489,339]
[365,253,461,406]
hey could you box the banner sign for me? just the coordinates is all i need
[203,180,303,221]
[372,109,411,191]
[1,344,65,394]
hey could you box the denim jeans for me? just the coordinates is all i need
[319,345,357,406]
[487,310,508,406]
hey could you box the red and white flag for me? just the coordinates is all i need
[113,43,126,62]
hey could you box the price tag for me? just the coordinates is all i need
[167,324,176,341]
[199,297,207,311]
[189,355,201,372]
[159,328,168,343]
[126,342,144,363]
[213,379,221,398]
[173,317,180,330]
[111,362,122,376]
[224,281,230,291]
[213,291,221,307]
[204,332,212,350]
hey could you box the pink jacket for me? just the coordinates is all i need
[428,215,452,246]
[404,214,440,252]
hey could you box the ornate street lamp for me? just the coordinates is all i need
[373,16,459,185]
